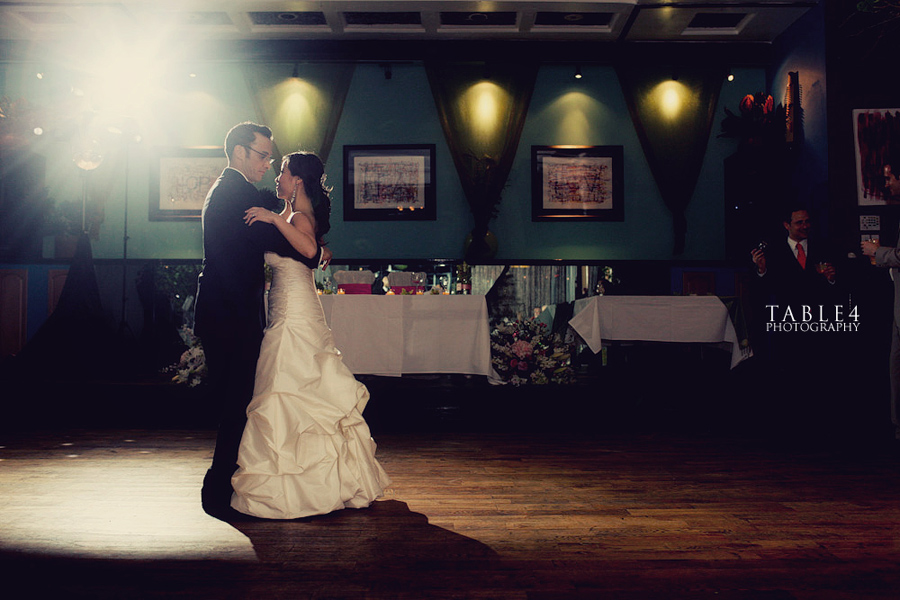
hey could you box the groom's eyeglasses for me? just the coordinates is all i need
[241,144,274,164]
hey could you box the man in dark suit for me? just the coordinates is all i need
[748,206,843,426]
[750,206,838,308]
[862,156,900,441]
[193,122,330,518]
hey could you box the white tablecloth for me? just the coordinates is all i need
[568,296,751,369]
[317,294,492,377]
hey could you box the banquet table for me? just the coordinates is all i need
[317,294,492,377]
[568,295,751,369]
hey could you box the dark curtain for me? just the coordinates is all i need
[425,61,538,260]
[244,63,355,164]
[617,64,726,254]
[15,234,119,381]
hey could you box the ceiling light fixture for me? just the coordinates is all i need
[575,65,583,80]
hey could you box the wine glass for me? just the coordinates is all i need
[412,272,425,294]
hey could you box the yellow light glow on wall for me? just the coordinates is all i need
[547,91,605,143]
[266,77,327,154]
[459,81,509,143]
[648,80,695,121]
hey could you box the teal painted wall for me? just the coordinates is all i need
[1,60,765,262]
[327,63,471,260]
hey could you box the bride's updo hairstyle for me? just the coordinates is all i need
[285,151,332,237]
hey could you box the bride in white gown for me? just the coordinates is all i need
[231,151,390,519]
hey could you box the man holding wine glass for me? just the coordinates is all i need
[750,206,838,306]
[748,205,844,425]
[861,154,900,441]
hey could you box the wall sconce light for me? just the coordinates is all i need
[382,63,392,80]
[727,72,735,82]
[574,65,582,80]
[291,63,299,78]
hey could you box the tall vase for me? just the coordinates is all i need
[464,229,498,261]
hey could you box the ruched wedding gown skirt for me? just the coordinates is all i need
[231,251,390,519]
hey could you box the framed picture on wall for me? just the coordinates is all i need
[531,145,624,221]
[343,144,436,221]
[853,108,900,206]
[149,147,226,221]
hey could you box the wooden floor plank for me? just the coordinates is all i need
[1,428,899,598]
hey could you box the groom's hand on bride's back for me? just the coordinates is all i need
[319,246,332,269]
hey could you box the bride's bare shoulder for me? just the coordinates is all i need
[288,211,316,230]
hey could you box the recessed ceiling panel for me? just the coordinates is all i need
[626,5,812,42]
[687,13,747,30]
[249,12,328,27]
[0,1,817,44]
[344,12,422,26]
[0,4,131,40]
[439,12,518,27]
[341,10,426,34]
[534,12,614,28]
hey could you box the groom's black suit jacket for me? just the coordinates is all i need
[194,167,318,339]
[194,168,321,489]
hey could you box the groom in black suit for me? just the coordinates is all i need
[194,122,330,518]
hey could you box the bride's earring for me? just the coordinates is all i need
[290,186,297,208]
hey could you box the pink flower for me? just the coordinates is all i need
[511,339,533,359]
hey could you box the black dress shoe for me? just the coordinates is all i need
[201,469,239,520]
[203,499,257,522]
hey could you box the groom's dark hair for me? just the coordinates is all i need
[224,122,273,160]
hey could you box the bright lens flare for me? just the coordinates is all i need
[78,34,169,122]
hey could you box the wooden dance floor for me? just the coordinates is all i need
[1,427,899,599]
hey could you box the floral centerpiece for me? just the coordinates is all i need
[165,326,207,387]
[490,318,576,386]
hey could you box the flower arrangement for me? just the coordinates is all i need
[165,326,207,387]
[719,92,787,152]
[490,318,576,386]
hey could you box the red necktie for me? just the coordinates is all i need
[796,243,807,269]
